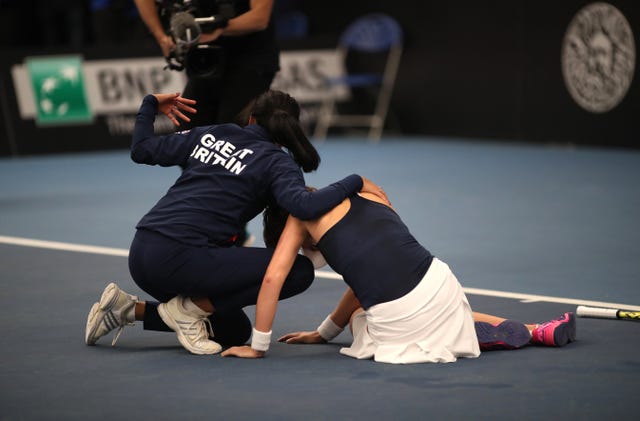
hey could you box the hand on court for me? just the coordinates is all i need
[153,93,197,126]
[278,331,326,344]
[221,345,265,358]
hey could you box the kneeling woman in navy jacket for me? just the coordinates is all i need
[85,90,385,355]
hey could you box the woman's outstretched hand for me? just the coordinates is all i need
[278,331,326,344]
[221,346,265,359]
[153,92,197,126]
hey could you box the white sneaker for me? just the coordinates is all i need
[85,282,137,346]
[157,296,222,355]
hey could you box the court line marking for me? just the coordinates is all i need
[2,234,639,311]
[0,235,129,257]
[315,270,640,310]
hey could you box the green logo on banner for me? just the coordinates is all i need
[26,55,93,125]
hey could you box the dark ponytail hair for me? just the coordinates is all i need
[251,90,320,172]
[262,200,289,248]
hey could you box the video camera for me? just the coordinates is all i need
[160,0,235,78]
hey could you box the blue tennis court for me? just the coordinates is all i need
[1,138,639,419]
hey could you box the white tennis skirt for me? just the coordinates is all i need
[340,258,481,364]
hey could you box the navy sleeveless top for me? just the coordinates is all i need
[316,194,433,309]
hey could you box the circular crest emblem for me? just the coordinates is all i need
[561,2,636,113]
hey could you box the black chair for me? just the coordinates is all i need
[313,13,403,141]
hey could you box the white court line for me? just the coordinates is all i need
[310,274,640,312]
[0,235,128,257]
[2,234,639,311]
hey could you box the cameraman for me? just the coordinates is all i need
[134,0,279,128]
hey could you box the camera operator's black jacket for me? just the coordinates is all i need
[199,0,279,73]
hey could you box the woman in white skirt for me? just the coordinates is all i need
[222,189,576,364]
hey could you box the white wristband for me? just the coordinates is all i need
[250,328,272,352]
[316,315,344,341]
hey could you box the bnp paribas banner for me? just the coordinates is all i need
[12,55,187,127]
[12,52,346,128]
[25,56,93,125]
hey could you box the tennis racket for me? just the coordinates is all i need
[576,305,640,321]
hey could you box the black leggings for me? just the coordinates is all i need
[128,229,314,346]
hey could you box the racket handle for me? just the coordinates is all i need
[618,310,640,320]
[576,306,619,319]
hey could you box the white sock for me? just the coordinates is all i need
[125,305,136,324]
[182,297,212,317]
